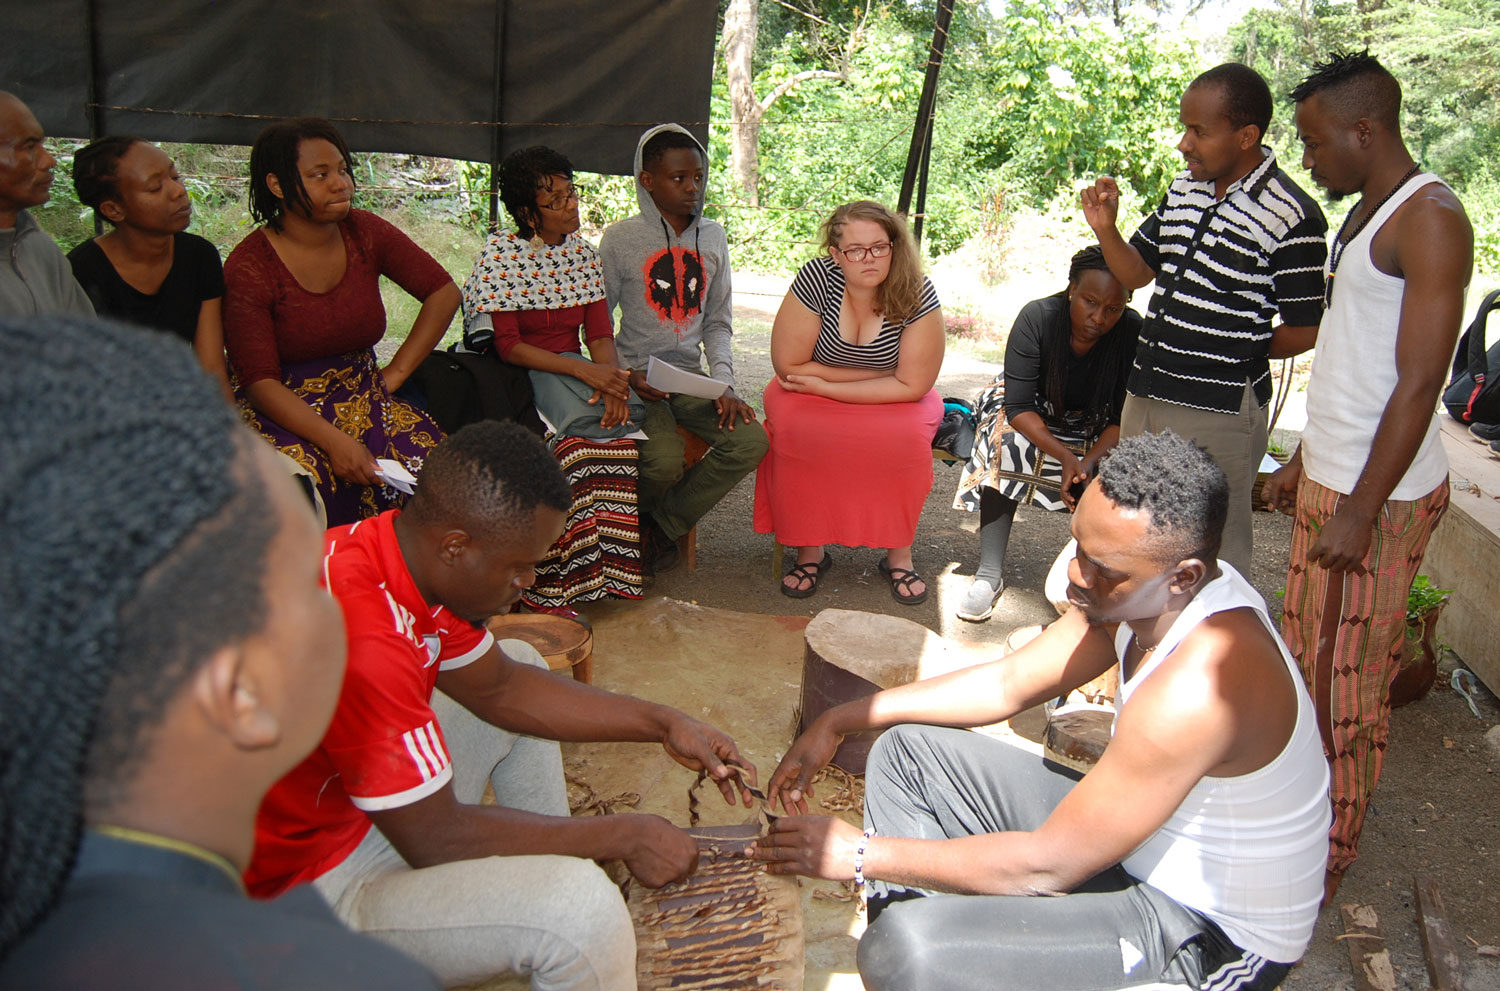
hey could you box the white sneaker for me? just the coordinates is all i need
[956,578,1003,622]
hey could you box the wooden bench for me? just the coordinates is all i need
[1419,417,1500,694]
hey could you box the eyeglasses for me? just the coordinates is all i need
[538,187,579,212]
[836,242,893,262]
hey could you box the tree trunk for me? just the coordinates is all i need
[724,0,761,208]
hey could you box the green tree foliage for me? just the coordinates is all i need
[1226,0,1500,272]
[710,4,961,269]
[713,0,1201,271]
[963,1,1198,208]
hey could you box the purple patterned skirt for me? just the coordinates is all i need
[238,348,443,526]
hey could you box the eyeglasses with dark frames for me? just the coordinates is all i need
[836,242,893,262]
[538,186,579,212]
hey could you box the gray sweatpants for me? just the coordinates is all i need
[313,641,637,991]
[857,724,1288,991]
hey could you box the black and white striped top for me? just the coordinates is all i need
[791,255,941,370]
[1128,149,1327,413]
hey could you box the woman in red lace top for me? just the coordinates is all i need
[224,118,460,525]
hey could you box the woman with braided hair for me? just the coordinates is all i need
[0,315,439,988]
[460,145,645,612]
[951,246,1140,622]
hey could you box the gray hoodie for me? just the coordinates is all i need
[0,210,94,318]
[599,124,735,386]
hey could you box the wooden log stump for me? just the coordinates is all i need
[1008,624,1117,772]
[1043,706,1114,773]
[487,612,594,684]
[799,609,992,774]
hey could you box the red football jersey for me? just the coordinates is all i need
[245,511,493,897]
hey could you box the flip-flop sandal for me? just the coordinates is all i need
[781,552,833,599]
[878,557,929,606]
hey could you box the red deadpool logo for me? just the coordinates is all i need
[643,248,704,331]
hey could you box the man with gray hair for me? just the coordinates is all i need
[0,91,93,317]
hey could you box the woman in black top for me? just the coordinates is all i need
[68,137,232,400]
[952,246,1140,621]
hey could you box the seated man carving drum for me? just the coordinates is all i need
[751,431,1330,991]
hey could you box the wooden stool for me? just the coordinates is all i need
[799,608,992,773]
[676,427,709,571]
[486,612,594,684]
[1043,705,1114,773]
[1007,622,1116,773]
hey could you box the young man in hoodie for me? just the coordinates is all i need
[0,92,93,317]
[600,124,767,571]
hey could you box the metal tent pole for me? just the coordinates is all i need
[912,113,934,244]
[86,0,106,235]
[488,0,509,233]
[896,0,955,220]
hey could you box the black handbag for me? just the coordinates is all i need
[1442,288,1500,424]
[932,396,976,460]
[395,346,546,436]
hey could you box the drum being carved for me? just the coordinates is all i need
[625,821,804,990]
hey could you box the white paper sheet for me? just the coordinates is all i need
[374,458,417,495]
[645,355,730,400]
[536,408,647,441]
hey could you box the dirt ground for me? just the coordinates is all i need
[478,277,1500,990]
[619,281,1499,990]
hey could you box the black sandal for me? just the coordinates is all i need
[878,557,929,606]
[781,552,833,599]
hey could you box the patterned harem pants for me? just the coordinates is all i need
[1280,475,1449,875]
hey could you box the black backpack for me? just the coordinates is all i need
[396,346,546,437]
[1442,289,1500,425]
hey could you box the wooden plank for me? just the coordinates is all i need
[1420,426,1500,694]
[1339,903,1398,991]
[1414,875,1467,991]
[1438,418,1500,530]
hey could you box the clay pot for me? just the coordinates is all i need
[1390,605,1443,708]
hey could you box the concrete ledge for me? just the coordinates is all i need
[1422,418,1500,693]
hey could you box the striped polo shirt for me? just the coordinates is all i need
[791,255,941,370]
[1128,149,1327,413]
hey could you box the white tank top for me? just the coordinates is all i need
[1302,175,1454,499]
[1115,566,1331,963]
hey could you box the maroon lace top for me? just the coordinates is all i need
[224,209,452,385]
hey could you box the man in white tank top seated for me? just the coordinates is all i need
[749,430,1330,991]
[1266,51,1474,904]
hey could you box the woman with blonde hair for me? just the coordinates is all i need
[753,201,945,603]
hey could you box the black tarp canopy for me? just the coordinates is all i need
[2,0,716,177]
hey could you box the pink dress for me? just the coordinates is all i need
[753,256,943,548]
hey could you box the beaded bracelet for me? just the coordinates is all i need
[853,828,874,888]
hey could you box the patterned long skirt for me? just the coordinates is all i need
[953,377,1094,513]
[522,435,644,610]
[238,348,442,527]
